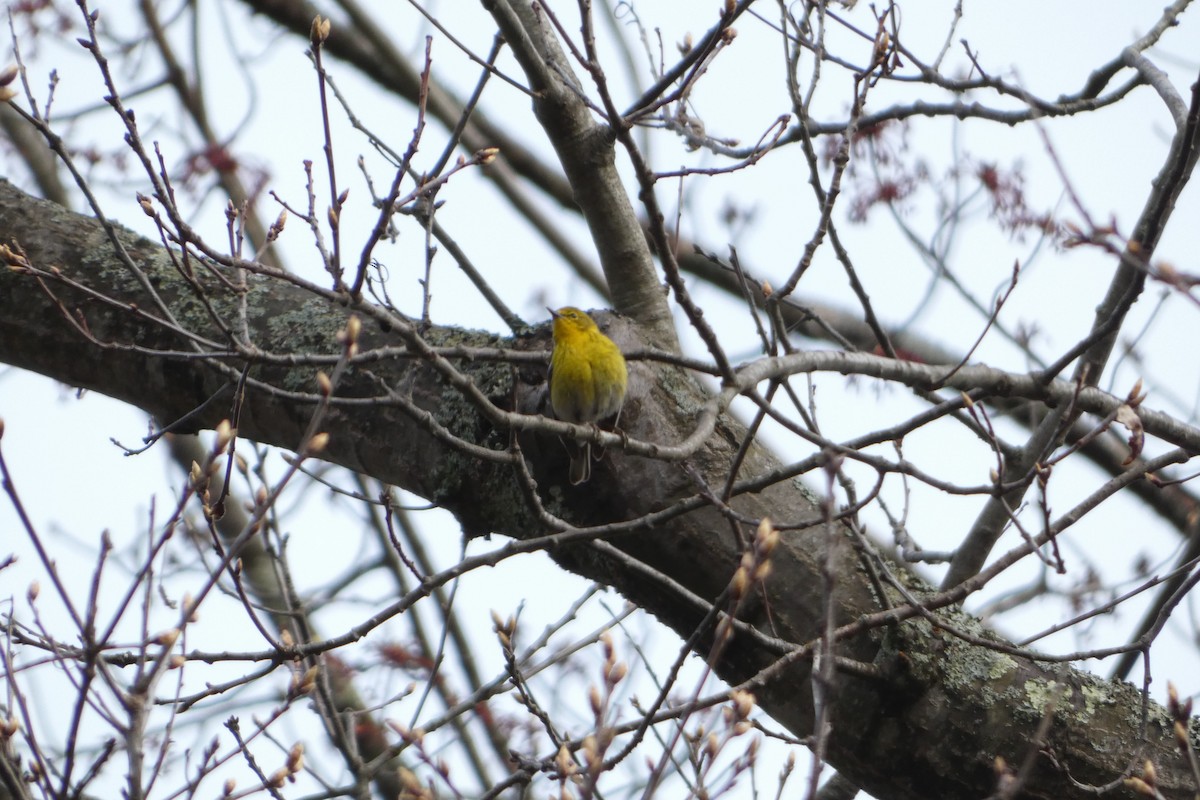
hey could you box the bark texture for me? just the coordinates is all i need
[0,179,1195,799]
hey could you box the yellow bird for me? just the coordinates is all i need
[547,306,628,484]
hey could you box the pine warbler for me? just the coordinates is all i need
[547,306,628,485]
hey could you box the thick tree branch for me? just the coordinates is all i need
[1,179,1197,799]
[483,0,677,350]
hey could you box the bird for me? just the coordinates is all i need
[546,306,628,485]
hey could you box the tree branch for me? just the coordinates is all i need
[1,178,1196,800]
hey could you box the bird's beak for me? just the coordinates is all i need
[547,307,560,319]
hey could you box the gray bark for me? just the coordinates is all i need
[0,179,1194,799]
